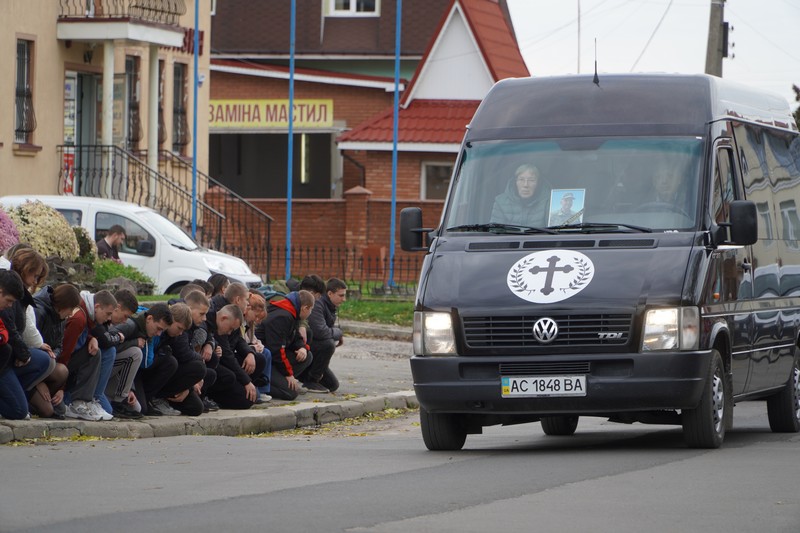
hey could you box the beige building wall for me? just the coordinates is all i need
[0,0,211,198]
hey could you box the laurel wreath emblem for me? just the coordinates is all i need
[566,257,591,291]
[509,258,535,294]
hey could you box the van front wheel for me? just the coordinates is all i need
[682,351,728,448]
[419,408,467,451]
[766,357,800,433]
[540,415,579,436]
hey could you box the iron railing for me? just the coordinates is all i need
[57,144,225,251]
[58,0,186,26]
[155,150,274,279]
[266,246,422,299]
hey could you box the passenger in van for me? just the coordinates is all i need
[651,167,682,204]
[96,225,126,264]
[490,164,550,227]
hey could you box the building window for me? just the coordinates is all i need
[15,39,37,144]
[329,0,379,16]
[172,62,190,154]
[157,60,166,146]
[126,56,142,149]
[421,162,453,200]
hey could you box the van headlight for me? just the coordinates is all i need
[642,307,699,351]
[413,311,456,355]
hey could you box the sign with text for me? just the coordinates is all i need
[209,99,334,130]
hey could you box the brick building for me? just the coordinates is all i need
[208,0,528,279]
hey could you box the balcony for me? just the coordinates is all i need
[57,0,186,47]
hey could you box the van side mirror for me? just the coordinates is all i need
[136,240,155,256]
[728,200,757,245]
[400,207,433,252]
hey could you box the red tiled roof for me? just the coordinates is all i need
[461,0,529,80]
[338,100,479,144]
[402,0,529,105]
[211,0,451,56]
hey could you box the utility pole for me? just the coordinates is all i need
[705,0,728,77]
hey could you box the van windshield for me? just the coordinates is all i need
[138,210,199,251]
[445,136,703,233]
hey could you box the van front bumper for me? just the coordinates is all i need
[411,350,713,415]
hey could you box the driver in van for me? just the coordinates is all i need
[652,167,682,204]
[490,163,549,227]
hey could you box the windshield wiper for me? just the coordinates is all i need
[548,222,653,233]
[447,223,556,234]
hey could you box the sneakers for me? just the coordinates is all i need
[65,400,102,421]
[202,397,219,412]
[303,381,330,394]
[111,401,143,420]
[151,398,181,416]
[146,401,164,416]
[297,384,308,395]
[89,400,114,421]
[257,393,272,403]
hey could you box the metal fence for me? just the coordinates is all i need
[58,144,224,247]
[58,0,186,25]
[267,246,423,299]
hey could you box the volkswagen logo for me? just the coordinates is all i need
[532,317,558,343]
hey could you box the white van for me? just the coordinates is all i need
[0,195,263,294]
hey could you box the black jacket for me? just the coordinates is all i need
[308,294,342,345]
[0,289,32,363]
[206,295,253,385]
[33,286,64,355]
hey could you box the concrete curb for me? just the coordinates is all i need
[0,391,419,444]
[339,320,412,342]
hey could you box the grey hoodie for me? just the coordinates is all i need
[490,177,550,227]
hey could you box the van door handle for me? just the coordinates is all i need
[739,261,751,272]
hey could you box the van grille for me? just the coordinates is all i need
[463,314,632,348]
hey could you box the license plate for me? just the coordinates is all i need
[501,375,587,398]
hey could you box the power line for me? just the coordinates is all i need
[726,6,800,64]
[630,0,675,71]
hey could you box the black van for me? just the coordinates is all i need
[400,74,800,450]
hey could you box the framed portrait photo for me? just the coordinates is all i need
[548,189,586,226]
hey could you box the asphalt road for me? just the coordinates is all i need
[1,401,798,533]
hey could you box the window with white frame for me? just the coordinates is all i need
[329,0,379,16]
[15,39,36,144]
[422,162,453,200]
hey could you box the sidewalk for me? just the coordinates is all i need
[0,321,416,444]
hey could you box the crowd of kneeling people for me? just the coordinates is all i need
[0,243,347,421]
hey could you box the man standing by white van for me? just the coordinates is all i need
[97,225,125,264]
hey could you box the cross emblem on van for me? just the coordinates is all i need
[529,255,573,295]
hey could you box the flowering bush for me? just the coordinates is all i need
[73,225,99,266]
[6,201,80,261]
[0,207,20,252]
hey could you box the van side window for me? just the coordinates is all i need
[734,124,771,223]
[711,148,735,224]
[96,212,154,255]
[55,208,82,226]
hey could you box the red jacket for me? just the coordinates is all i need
[0,316,8,346]
[60,300,96,365]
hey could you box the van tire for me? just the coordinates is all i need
[682,351,727,448]
[540,415,579,436]
[766,357,800,433]
[419,408,467,451]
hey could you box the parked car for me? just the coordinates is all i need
[0,195,263,294]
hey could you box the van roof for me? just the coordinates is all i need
[0,195,153,214]
[466,73,797,141]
